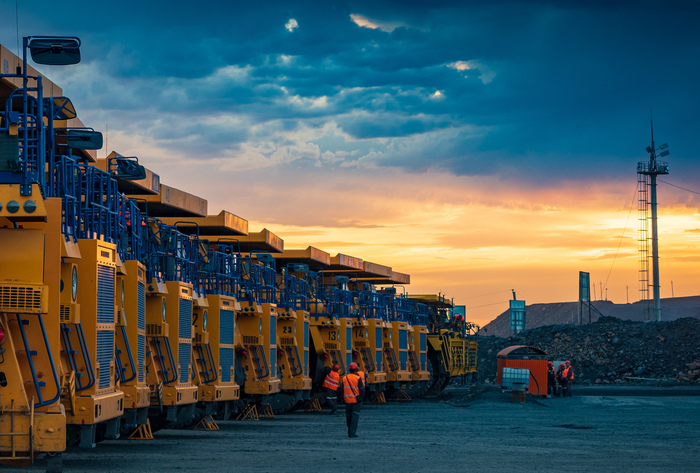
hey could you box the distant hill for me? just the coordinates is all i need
[478,295,700,338]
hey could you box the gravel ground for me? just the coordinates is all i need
[5,385,700,473]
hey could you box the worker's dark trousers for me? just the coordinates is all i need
[559,380,568,397]
[325,388,337,413]
[345,402,362,436]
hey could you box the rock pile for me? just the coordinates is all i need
[476,316,700,385]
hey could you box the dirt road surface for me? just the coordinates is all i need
[5,386,700,472]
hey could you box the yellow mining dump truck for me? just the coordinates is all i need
[128,182,208,430]
[230,230,284,415]
[160,212,249,421]
[61,238,124,447]
[103,157,160,437]
[272,247,337,412]
[357,262,401,400]
[407,294,477,392]
[1,37,128,466]
[273,247,345,403]
[325,254,379,399]
[341,261,410,400]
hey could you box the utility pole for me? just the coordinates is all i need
[638,115,669,321]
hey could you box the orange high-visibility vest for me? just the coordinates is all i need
[563,367,573,379]
[343,373,361,403]
[357,370,367,384]
[323,370,340,391]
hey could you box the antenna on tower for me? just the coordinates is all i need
[637,113,669,321]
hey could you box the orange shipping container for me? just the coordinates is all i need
[496,345,549,396]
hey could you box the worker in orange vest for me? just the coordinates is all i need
[355,366,368,402]
[562,360,574,397]
[556,363,566,397]
[322,364,340,414]
[337,362,365,437]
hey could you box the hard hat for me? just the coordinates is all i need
[559,363,565,368]
[565,360,571,365]
[548,361,553,366]
[332,364,340,372]
[348,362,359,370]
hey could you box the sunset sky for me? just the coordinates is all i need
[2,1,700,326]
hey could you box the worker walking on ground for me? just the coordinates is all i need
[556,363,566,397]
[547,361,557,398]
[562,360,574,397]
[337,362,365,438]
[322,364,340,414]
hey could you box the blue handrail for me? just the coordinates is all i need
[16,314,61,408]
[361,347,376,373]
[152,336,178,384]
[287,345,303,377]
[193,343,217,384]
[115,325,137,384]
[252,345,270,380]
[60,323,96,392]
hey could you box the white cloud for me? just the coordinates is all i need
[447,60,496,84]
[285,18,299,32]
[277,54,295,65]
[350,13,406,33]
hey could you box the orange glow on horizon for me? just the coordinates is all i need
[147,161,700,328]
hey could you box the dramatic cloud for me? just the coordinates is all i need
[2,0,700,324]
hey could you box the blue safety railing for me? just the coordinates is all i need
[46,151,122,244]
[196,243,241,297]
[315,274,353,320]
[294,277,309,311]
[394,294,412,323]
[78,163,120,241]
[60,322,96,392]
[239,256,277,305]
[117,194,143,263]
[115,325,137,384]
[0,36,82,197]
[239,258,262,305]
[193,342,218,384]
[15,314,62,408]
[357,287,384,321]
[251,345,270,380]
[142,219,197,285]
[151,336,178,384]
[284,345,303,377]
[277,271,304,311]
[410,301,429,327]
[48,155,81,241]
[302,270,324,318]
[0,71,46,196]
[259,258,277,304]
